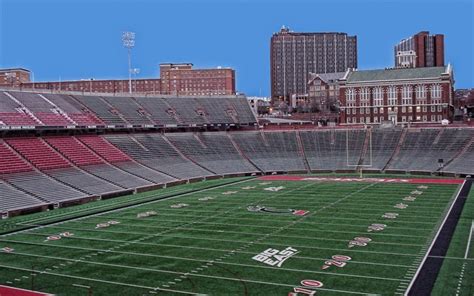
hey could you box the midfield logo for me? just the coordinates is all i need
[198,196,215,201]
[403,196,416,202]
[417,185,428,189]
[252,247,298,267]
[411,190,423,195]
[222,191,238,195]
[241,186,256,190]
[247,205,309,216]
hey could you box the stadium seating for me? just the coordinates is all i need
[0,180,47,213]
[71,95,129,125]
[0,90,257,128]
[300,129,366,171]
[166,132,258,174]
[0,90,459,219]
[101,96,154,125]
[230,131,307,172]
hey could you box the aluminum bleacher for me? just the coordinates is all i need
[300,129,366,171]
[230,131,306,172]
[71,95,129,126]
[166,133,258,175]
[101,96,154,125]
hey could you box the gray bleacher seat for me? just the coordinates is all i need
[0,180,47,212]
[5,171,88,203]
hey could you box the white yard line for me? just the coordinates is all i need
[3,250,406,283]
[14,226,423,257]
[0,238,412,268]
[403,180,465,296]
[21,222,425,247]
[0,253,371,295]
[0,263,199,295]
[464,220,474,259]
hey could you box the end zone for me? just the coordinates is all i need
[0,285,54,296]
[258,175,464,185]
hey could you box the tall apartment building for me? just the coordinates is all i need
[270,26,357,103]
[394,31,445,68]
[1,64,235,96]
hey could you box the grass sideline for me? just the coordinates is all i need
[431,187,474,296]
[0,176,463,295]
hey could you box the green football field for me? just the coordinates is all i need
[0,176,472,295]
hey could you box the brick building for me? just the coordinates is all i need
[270,26,357,103]
[0,68,31,87]
[394,31,444,68]
[2,64,235,95]
[307,72,345,113]
[159,63,235,96]
[339,65,454,125]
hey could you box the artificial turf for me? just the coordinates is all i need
[0,176,465,295]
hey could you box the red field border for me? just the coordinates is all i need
[258,175,464,185]
[0,285,54,296]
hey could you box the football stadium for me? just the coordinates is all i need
[0,90,473,296]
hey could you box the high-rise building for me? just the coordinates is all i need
[394,31,445,68]
[270,26,357,103]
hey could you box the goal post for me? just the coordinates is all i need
[346,127,373,178]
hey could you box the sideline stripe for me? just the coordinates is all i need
[464,220,474,259]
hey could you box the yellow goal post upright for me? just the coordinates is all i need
[346,126,372,178]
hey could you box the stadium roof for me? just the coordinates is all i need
[346,66,448,83]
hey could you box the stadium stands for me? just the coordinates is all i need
[230,131,307,172]
[1,89,474,217]
[300,129,366,171]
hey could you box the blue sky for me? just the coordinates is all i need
[0,0,472,96]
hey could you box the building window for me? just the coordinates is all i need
[360,117,365,123]
[346,88,356,101]
[366,116,370,123]
[422,106,427,112]
[347,117,351,123]
[431,105,436,112]
[402,116,406,122]
[402,107,406,113]
[437,105,442,112]
[360,87,370,101]
[416,85,427,99]
[374,108,378,114]
[374,117,378,123]
[402,85,412,105]
[437,115,442,121]
[373,87,383,106]
[423,115,427,122]
[361,108,365,115]
[380,107,384,114]
[388,86,397,105]
[380,116,384,122]
[431,84,442,99]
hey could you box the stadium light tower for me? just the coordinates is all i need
[122,31,135,94]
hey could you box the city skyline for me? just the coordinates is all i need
[0,0,472,96]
